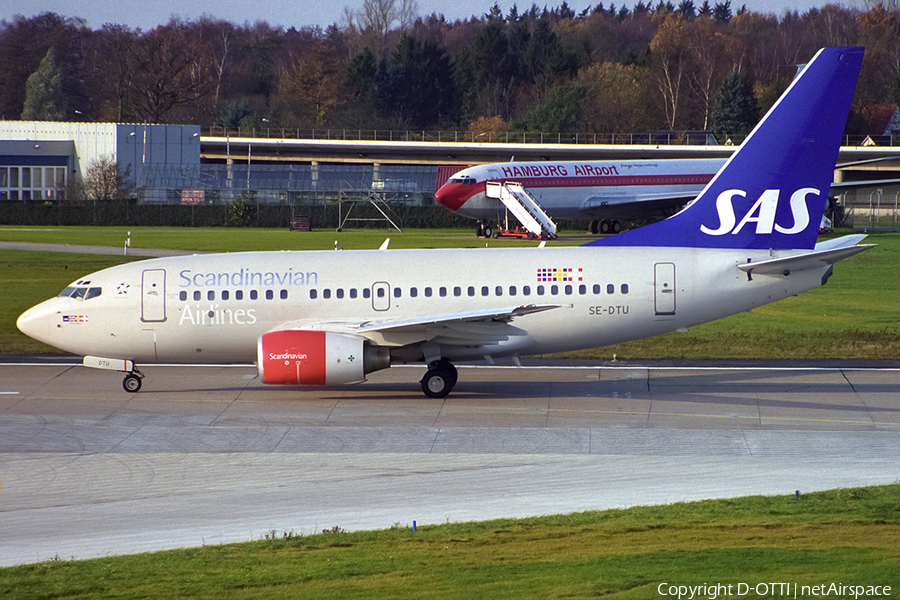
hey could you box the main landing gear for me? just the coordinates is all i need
[590,219,622,235]
[475,221,493,238]
[123,368,145,393]
[420,359,458,398]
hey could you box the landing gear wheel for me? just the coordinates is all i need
[589,220,599,235]
[421,370,452,398]
[611,220,622,234]
[600,220,610,234]
[123,373,142,393]
[434,359,458,387]
[421,360,457,398]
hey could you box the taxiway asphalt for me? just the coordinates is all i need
[1,361,898,566]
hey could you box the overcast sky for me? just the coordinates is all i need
[5,0,858,31]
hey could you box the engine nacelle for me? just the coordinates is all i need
[257,330,390,386]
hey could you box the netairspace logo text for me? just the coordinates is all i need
[657,582,892,600]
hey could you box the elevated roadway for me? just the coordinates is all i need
[200,135,900,172]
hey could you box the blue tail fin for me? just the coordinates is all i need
[586,47,864,250]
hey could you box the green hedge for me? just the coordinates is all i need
[0,200,590,231]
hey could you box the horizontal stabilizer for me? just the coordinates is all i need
[738,238,873,276]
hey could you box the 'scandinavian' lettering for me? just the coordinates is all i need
[178,268,318,288]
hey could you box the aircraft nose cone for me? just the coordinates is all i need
[17,301,54,345]
[434,183,469,212]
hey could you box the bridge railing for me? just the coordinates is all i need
[203,127,897,147]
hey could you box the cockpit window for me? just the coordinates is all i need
[448,177,476,185]
[59,286,102,300]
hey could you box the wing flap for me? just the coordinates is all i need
[353,303,560,334]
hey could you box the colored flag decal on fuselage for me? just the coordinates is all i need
[537,268,583,282]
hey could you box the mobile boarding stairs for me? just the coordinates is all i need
[485,181,558,240]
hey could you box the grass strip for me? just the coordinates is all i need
[1,484,898,599]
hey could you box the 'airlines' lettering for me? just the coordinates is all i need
[700,188,817,236]
[179,303,257,326]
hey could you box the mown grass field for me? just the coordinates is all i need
[2,226,898,358]
[1,484,898,599]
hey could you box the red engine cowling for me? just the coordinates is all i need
[257,330,389,386]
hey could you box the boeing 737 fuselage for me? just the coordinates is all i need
[17,47,871,398]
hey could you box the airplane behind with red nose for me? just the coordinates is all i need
[435,157,726,236]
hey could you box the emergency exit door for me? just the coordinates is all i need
[654,263,676,316]
[141,269,167,322]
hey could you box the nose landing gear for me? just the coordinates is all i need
[123,368,145,393]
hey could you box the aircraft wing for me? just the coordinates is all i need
[350,304,562,347]
[829,178,900,194]
[738,236,873,276]
[580,191,697,210]
[579,192,699,220]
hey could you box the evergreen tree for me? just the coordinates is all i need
[22,47,65,121]
[710,71,759,138]
[678,0,696,16]
[712,0,732,21]
[518,84,587,132]
[380,34,456,128]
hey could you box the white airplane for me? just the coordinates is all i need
[436,157,726,235]
[18,47,871,399]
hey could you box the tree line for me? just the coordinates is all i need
[3,1,899,138]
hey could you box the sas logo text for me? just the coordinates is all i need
[700,188,817,236]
